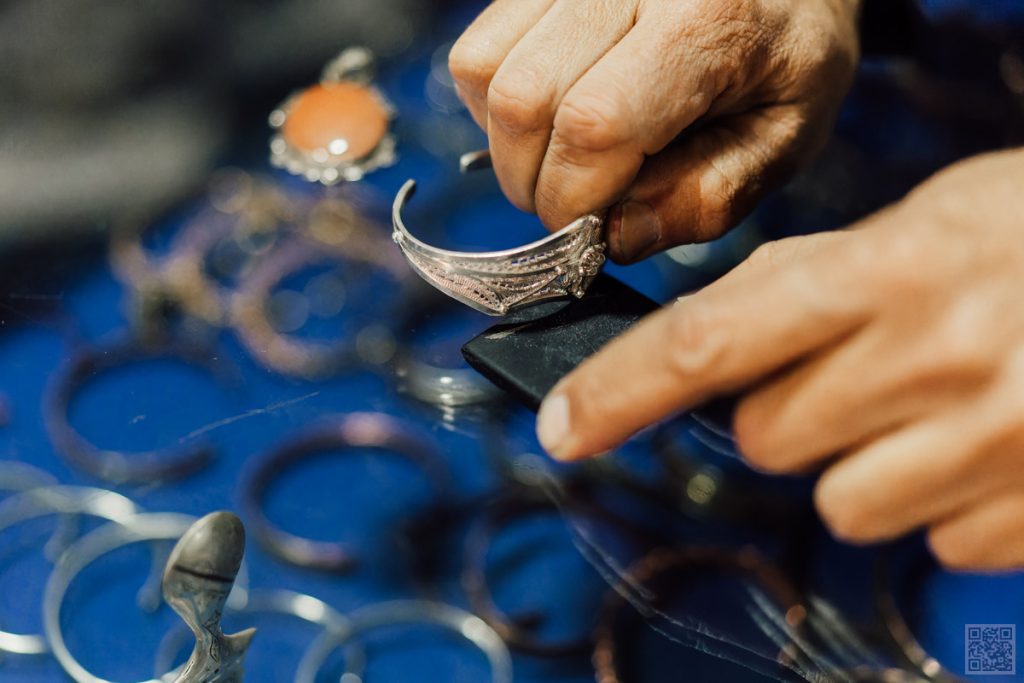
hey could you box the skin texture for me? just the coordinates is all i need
[536,148,1024,571]
[449,0,861,262]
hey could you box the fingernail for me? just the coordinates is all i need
[536,392,571,460]
[616,201,661,262]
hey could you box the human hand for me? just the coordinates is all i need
[448,0,861,262]
[536,148,1024,570]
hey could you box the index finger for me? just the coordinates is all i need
[535,231,870,461]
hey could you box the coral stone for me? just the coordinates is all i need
[282,82,389,161]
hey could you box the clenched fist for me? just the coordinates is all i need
[449,0,861,261]
[537,148,1024,571]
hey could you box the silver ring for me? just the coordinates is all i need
[42,512,249,683]
[391,152,606,316]
[294,599,513,683]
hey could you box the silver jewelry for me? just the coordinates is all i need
[269,47,397,185]
[240,413,452,572]
[294,600,513,683]
[0,485,144,656]
[42,512,249,683]
[0,461,77,562]
[391,151,607,316]
[393,354,503,409]
[161,512,254,683]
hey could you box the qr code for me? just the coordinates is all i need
[966,624,1016,675]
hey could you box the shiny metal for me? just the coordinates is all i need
[0,460,78,562]
[391,151,606,316]
[294,600,513,683]
[393,354,502,409]
[162,512,254,683]
[43,340,227,484]
[241,413,452,572]
[0,485,144,656]
[42,512,249,683]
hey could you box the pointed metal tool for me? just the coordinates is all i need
[162,511,255,683]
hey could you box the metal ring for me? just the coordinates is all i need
[461,491,604,658]
[0,485,143,656]
[230,224,409,380]
[392,151,606,317]
[393,353,503,409]
[43,340,232,484]
[111,171,302,334]
[294,599,513,683]
[0,461,78,562]
[592,546,807,683]
[240,412,452,572]
[152,590,366,683]
[389,285,506,415]
[42,512,249,683]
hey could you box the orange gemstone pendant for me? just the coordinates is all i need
[269,48,396,184]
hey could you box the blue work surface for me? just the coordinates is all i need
[2,2,1024,682]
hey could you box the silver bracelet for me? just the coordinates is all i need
[0,460,78,563]
[392,152,606,316]
[294,600,513,683]
[0,485,145,656]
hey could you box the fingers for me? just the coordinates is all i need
[605,107,821,263]
[813,403,1011,545]
[535,233,870,461]
[485,0,636,212]
[734,321,993,473]
[530,10,739,230]
[448,0,555,130]
[928,494,1024,571]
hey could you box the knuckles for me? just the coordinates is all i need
[487,68,552,135]
[664,303,729,385]
[552,89,632,155]
[448,38,500,100]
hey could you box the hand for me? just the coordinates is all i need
[536,148,1024,570]
[448,0,861,262]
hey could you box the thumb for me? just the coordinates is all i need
[606,106,823,264]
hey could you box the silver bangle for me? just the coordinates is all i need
[0,485,144,656]
[0,461,78,563]
[42,512,249,683]
[240,413,452,572]
[391,152,606,316]
[294,600,513,683]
